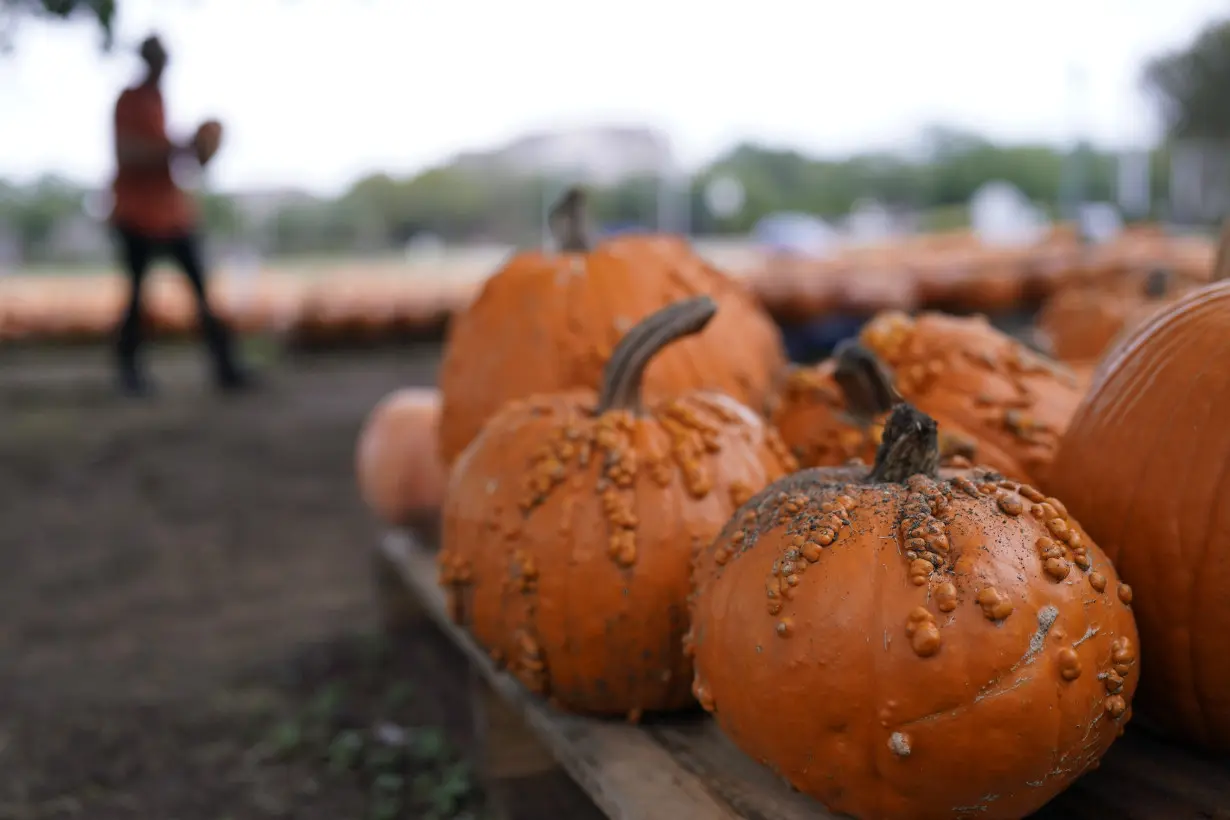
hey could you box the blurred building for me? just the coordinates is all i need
[453,126,678,184]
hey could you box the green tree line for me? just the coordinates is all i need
[0,131,1173,265]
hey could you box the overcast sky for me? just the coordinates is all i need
[1,0,1225,194]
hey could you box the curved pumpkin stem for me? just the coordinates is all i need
[869,403,941,483]
[1142,268,1174,298]
[1213,218,1230,283]
[549,186,590,252]
[832,340,902,423]
[597,296,717,414]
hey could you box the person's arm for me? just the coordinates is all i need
[114,92,193,170]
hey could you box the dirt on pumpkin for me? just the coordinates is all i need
[0,342,487,820]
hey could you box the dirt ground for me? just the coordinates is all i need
[0,341,486,820]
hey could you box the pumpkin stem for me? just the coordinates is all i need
[1213,218,1230,282]
[548,186,590,252]
[869,404,941,483]
[832,340,902,423]
[597,296,718,414]
[1142,268,1173,298]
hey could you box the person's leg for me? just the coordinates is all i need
[114,228,154,393]
[167,232,250,389]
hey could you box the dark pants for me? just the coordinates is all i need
[113,227,240,385]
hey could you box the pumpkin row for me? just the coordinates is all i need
[356,191,1229,820]
[0,223,1214,345]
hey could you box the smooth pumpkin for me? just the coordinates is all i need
[355,387,448,529]
[1045,240,1230,750]
[439,297,795,719]
[436,188,786,466]
[689,404,1139,820]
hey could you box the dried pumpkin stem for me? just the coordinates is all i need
[868,403,941,483]
[832,340,902,423]
[548,186,590,252]
[1213,218,1230,282]
[597,296,718,414]
[1142,268,1174,298]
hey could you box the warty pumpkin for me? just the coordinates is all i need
[770,340,978,469]
[435,188,786,467]
[688,403,1140,820]
[859,310,1083,486]
[1044,241,1230,751]
[355,387,448,530]
[438,296,796,719]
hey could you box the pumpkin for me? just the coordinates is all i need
[355,387,448,530]
[193,119,223,165]
[1044,240,1230,751]
[1035,267,1200,365]
[771,340,979,469]
[438,296,796,718]
[859,310,1083,486]
[435,188,787,467]
[688,403,1139,820]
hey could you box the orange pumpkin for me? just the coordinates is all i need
[859,310,1083,485]
[436,188,786,466]
[1035,267,1201,366]
[1045,246,1230,751]
[771,341,978,469]
[688,403,1139,820]
[355,387,448,530]
[193,119,223,165]
[439,297,795,718]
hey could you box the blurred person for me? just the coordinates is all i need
[109,34,253,396]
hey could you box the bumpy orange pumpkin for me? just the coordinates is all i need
[436,188,786,466]
[1046,266,1230,751]
[355,387,447,530]
[771,341,978,468]
[439,297,795,718]
[688,403,1139,820]
[859,310,1083,485]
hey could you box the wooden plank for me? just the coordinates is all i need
[381,530,1230,820]
[379,531,745,820]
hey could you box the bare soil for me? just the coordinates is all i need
[0,342,486,820]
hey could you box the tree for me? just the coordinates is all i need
[1,0,116,49]
[1143,17,1230,140]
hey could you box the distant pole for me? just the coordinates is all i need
[1059,61,1090,223]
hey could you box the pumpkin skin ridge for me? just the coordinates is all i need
[689,405,1139,820]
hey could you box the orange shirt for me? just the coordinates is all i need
[110,84,196,237]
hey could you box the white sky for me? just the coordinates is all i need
[0,0,1225,195]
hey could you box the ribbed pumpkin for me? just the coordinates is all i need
[1045,248,1230,751]
[771,341,979,469]
[689,403,1140,820]
[355,387,448,530]
[436,188,786,466]
[439,297,795,719]
[859,310,1083,486]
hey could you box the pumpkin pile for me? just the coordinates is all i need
[346,202,1230,820]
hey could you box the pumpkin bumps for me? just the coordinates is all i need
[440,297,795,718]
[688,404,1139,820]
